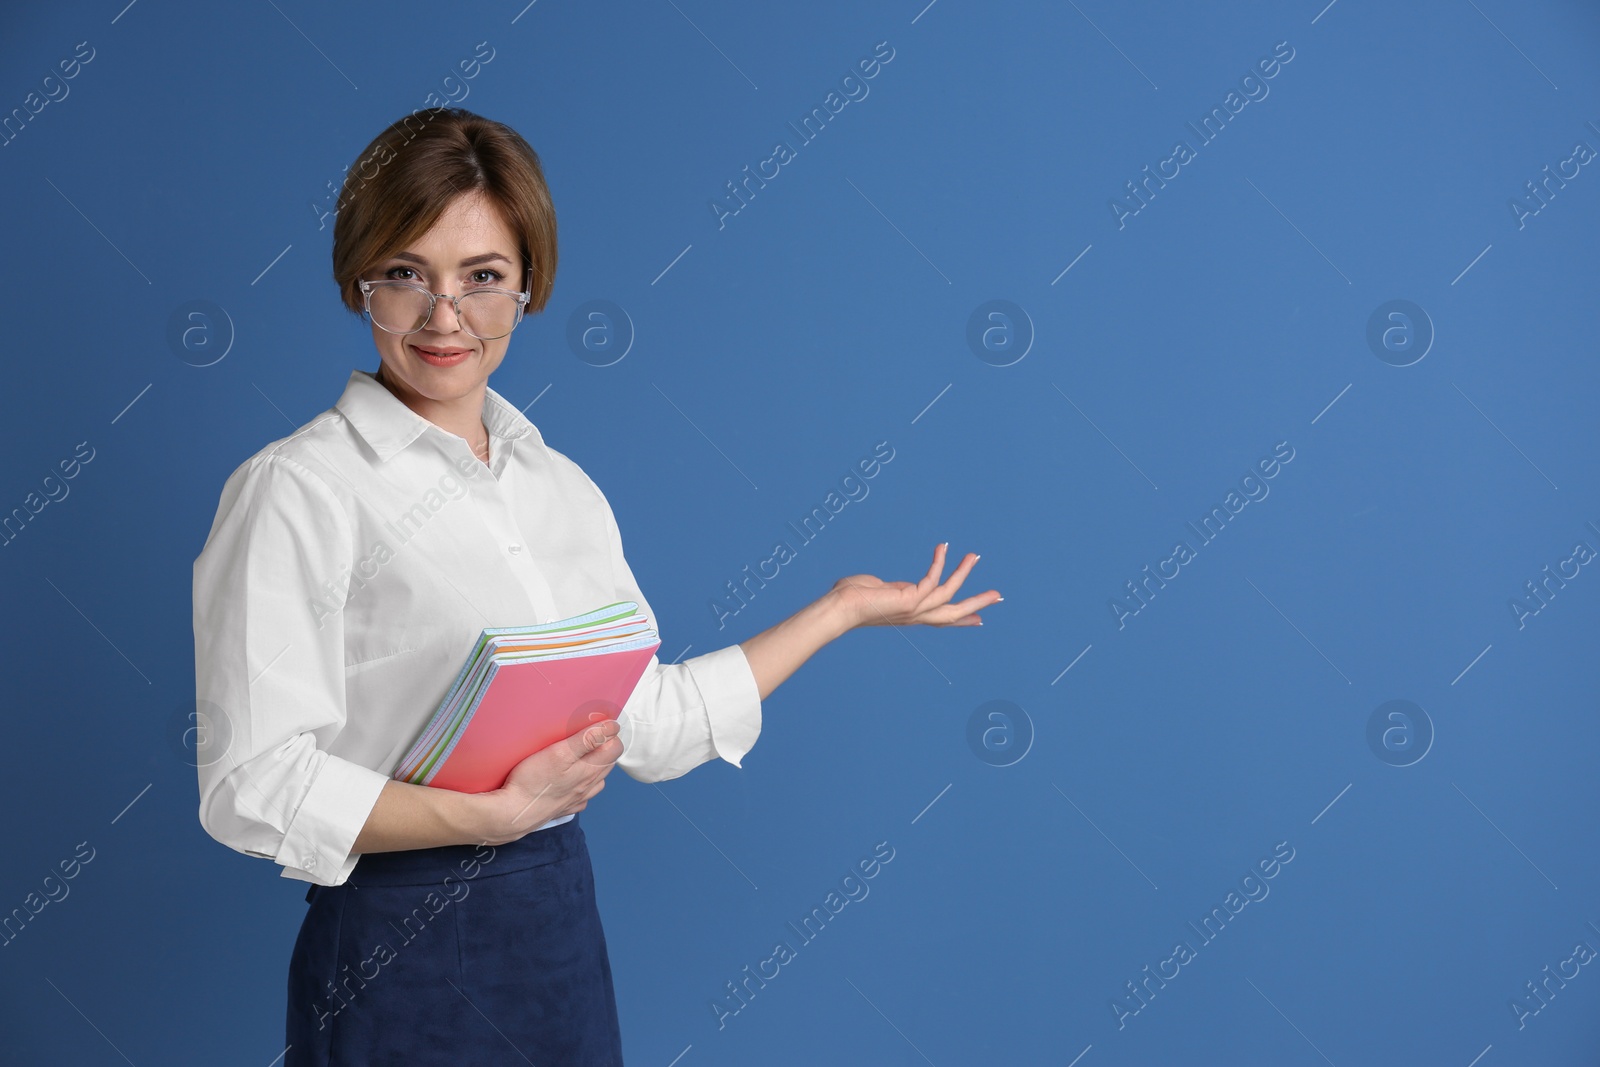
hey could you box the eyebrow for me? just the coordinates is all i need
[387,251,515,268]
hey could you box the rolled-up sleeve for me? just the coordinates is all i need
[192,454,391,886]
[584,475,763,783]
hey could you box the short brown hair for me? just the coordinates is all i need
[330,107,558,318]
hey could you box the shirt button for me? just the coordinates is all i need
[303,856,317,871]
[508,544,523,555]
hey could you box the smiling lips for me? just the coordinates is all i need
[412,345,473,366]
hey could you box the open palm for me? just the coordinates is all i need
[831,543,1000,630]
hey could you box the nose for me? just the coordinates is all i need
[426,291,467,337]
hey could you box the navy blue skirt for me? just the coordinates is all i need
[285,814,623,1065]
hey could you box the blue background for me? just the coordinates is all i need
[2,1,1598,1063]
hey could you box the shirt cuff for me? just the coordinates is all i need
[684,644,763,768]
[273,752,392,886]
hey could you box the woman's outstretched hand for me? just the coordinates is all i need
[829,542,1000,631]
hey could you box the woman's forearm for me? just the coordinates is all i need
[351,778,497,855]
[738,589,856,701]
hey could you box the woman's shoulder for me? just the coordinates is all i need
[212,408,355,510]
[196,416,358,560]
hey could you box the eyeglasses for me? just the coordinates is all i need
[358,272,532,341]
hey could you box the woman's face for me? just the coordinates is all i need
[364,188,526,410]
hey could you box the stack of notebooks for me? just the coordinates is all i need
[394,602,661,794]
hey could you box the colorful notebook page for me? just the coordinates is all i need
[395,601,646,772]
[419,601,644,744]
[405,632,661,786]
[396,628,656,784]
[394,609,652,781]
[393,602,655,784]
[398,610,649,772]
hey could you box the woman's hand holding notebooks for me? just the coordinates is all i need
[394,602,661,794]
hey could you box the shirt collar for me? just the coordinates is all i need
[335,368,547,464]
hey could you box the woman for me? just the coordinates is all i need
[191,106,999,1065]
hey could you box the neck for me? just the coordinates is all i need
[373,364,488,447]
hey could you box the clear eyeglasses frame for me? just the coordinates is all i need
[357,269,533,341]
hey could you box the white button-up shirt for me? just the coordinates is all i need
[192,368,762,887]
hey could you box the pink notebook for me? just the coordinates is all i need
[394,602,660,794]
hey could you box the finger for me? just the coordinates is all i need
[567,719,619,763]
[559,717,617,752]
[563,723,614,764]
[582,720,619,749]
[944,550,979,583]
[920,607,979,626]
[932,552,982,599]
[918,543,948,591]
[914,590,998,626]
[938,589,1000,620]
[578,735,623,766]
[913,550,977,609]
